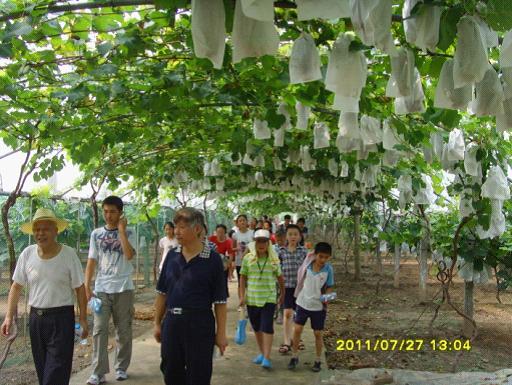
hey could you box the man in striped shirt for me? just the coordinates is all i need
[239,229,284,369]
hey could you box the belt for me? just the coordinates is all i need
[31,306,74,316]
[167,307,211,315]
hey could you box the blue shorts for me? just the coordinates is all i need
[294,305,327,330]
[247,303,276,334]
[283,287,296,310]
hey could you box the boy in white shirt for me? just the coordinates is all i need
[288,242,334,372]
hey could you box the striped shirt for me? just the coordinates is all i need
[240,254,282,307]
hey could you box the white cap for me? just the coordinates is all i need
[254,229,270,239]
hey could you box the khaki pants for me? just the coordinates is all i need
[91,290,134,376]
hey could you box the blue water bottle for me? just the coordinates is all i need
[320,292,337,303]
[88,297,102,314]
[74,323,87,345]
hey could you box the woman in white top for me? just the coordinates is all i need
[1,208,88,385]
[159,221,179,272]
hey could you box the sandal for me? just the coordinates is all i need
[279,344,291,354]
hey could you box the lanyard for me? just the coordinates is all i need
[256,257,268,278]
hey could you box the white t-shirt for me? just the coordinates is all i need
[13,244,84,309]
[296,263,334,311]
[158,236,179,271]
[88,227,136,293]
[233,229,254,266]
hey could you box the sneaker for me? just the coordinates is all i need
[261,358,272,369]
[288,357,299,370]
[312,361,321,372]
[116,370,128,381]
[252,354,264,365]
[87,374,106,385]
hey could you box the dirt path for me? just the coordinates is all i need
[324,258,512,373]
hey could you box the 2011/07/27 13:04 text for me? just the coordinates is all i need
[336,339,472,352]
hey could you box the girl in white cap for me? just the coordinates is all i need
[239,229,284,369]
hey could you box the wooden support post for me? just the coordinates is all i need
[394,243,401,288]
[463,280,475,337]
[354,209,361,281]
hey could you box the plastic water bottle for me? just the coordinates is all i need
[74,323,88,345]
[88,297,102,314]
[320,292,337,303]
[212,346,221,360]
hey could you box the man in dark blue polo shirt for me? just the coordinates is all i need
[153,207,228,385]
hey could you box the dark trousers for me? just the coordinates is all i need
[29,306,75,385]
[160,310,215,385]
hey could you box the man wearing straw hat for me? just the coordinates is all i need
[1,208,88,385]
[85,195,135,385]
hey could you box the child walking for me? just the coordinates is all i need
[278,224,308,354]
[239,230,284,369]
[288,242,334,372]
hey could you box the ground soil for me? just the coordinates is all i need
[324,257,512,373]
[0,288,155,385]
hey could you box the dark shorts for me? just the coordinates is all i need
[236,266,242,286]
[294,305,327,330]
[283,287,297,310]
[224,270,229,298]
[247,303,276,334]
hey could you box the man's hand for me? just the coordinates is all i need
[1,316,12,337]
[119,215,128,233]
[238,298,245,307]
[215,333,228,355]
[85,286,94,302]
[278,294,285,306]
[80,318,89,339]
[154,323,162,343]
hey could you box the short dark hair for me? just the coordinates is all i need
[102,196,123,211]
[315,242,332,255]
[275,229,286,238]
[286,224,302,234]
[297,217,305,224]
[164,221,174,229]
[228,229,236,238]
[216,224,227,232]
[236,214,248,221]
[264,220,273,233]
[284,214,292,220]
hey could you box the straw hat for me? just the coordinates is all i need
[20,208,69,234]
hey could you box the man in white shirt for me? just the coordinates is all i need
[85,196,136,385]
[1,208,88,385]
[158,222,178,272]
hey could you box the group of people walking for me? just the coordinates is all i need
[227,215,334,372]
[1,201,335,385]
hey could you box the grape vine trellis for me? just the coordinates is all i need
[2,0,512,363]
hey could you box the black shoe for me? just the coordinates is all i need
[288,357,299,370]
[312,361,321,372]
